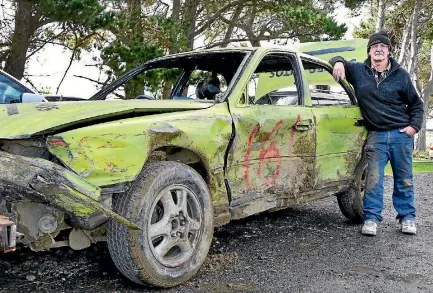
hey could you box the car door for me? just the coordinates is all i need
[225,51,316,219]
[299,56,367,189]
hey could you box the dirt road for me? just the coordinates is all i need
[1,173,432,293]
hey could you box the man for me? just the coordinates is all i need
[330,31,424,236]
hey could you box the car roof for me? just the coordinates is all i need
[145,46,329,68]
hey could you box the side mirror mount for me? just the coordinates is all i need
[20,93,48,103]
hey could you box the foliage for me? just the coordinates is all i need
[1,0,113,81]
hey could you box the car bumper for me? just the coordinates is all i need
[0,151,139,230]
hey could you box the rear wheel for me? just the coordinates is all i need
[337,154,367,223]
[107,161,214,287]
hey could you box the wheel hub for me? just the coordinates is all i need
[170,212,189,238]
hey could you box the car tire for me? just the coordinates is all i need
[107,161,214,287]
[337,153,367,223]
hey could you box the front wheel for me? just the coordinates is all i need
[337,154,367,223]
[107,161,214,287]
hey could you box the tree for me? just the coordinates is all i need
[198,0,349,49]
[0,0,113,80]
[94,0,352,99]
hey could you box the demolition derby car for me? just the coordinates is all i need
[0,41,368,287]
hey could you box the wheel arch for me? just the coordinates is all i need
[147,145,231,226]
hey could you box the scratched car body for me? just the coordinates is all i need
[0,44,368,287]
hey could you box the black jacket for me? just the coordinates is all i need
[329,56,424,132]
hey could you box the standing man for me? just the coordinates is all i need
[330,31,424,236]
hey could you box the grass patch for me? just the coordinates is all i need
[385,160,433,175]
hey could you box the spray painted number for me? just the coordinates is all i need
[243,120,283,190]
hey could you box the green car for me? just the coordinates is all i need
[0,46,367,287]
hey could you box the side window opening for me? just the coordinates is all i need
[301,59,353,107]
[247,53,300,106]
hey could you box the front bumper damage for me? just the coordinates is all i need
[0,150,140,238]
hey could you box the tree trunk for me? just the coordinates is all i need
[4,0,38,80]
[168,0,182,54]
[398,14,412,65]
[161,82,172,100]
[407,0,420,75]
[375,0,386,32]
[244,4,260,47]
[184,0,198,50]
[415,41,433,151]
[221,6,242,48]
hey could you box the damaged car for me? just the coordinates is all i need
[0,46,367,287]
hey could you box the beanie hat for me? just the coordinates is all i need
[367,31,392,52]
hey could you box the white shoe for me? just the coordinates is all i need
[361,220,377,236]
[401,220,416,235]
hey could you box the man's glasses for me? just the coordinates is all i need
[370,43,389,50]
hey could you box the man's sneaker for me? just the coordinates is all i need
[401,220,416,235]
[361,220,377,236]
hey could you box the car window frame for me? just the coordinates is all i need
[244,51,305,107]
[299,56,357,106]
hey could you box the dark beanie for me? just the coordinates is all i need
[367,31,392,51]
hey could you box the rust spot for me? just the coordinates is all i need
[79,136,90,145]
[48,139,67,147]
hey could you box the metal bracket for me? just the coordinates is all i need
[0,216,17,253]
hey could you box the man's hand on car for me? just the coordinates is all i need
[332,62,345,82]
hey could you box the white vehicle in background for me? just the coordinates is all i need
[0,69,47,103]
[0,69,85,104]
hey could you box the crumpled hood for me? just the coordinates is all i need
[0,100,212,139]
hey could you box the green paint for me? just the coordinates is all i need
[385,161,433,175]
[313,106,366,183]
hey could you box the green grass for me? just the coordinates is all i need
[385,160,433,175]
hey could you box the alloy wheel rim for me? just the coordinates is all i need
[147,184,203,268]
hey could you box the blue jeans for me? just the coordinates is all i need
[363,129,415,223]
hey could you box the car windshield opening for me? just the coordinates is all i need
[96,51,249,102]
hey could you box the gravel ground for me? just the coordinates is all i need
[0,173,432,293]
